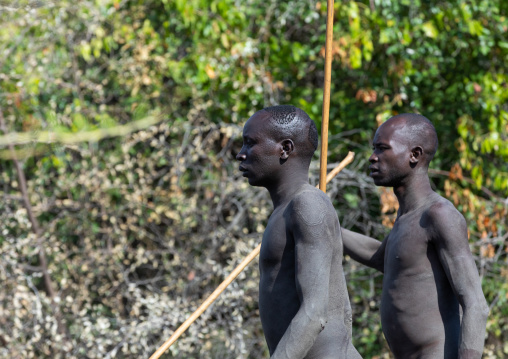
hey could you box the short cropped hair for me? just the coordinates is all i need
[392,113,438,163]
[263,105,318,159]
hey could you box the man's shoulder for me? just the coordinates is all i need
[424,194,467,237]
[290,185,333,210]
[425,195,464,221]
[289,185,335,224]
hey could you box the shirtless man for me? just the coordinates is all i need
[342,113,489,358]
[236,105,360,358]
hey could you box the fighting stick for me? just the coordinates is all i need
[319,0,335,193]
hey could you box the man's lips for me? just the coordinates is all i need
[239,166,248,176]
[369,166,380,175]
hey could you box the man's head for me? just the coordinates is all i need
[369,113,438,187]
[236,105,318,187]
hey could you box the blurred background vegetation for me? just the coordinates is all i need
[0,0,506,358]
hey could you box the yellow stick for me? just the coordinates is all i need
[319,0,335,193]
[149,152,354,359]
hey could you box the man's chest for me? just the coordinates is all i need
[259,211,294,272]
[384,215,432,272]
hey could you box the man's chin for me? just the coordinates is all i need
[372,177,391,187]
[249,178,263,187]
[247,177,260,186]
[247,177,268,188]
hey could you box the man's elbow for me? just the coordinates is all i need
[479,300,490,321]
[466,298,489,322]
[477,296,490,319]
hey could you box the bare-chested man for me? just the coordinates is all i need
[236,105,361,359]
[342,113,489,359]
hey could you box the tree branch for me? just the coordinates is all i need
[0,108,67,338]
[428,168,503,202]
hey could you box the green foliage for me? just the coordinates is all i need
[0,0,507,358]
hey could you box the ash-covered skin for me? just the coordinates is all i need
[236,105,361,359]
[342,114,489,359]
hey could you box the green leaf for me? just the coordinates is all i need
[350,46,362,69]
[422,21,438,38]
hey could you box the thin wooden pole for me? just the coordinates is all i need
[148,153,354,359]
[319,0,335,193]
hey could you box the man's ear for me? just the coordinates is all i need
[410,146,423,165]
[280,139,294,160]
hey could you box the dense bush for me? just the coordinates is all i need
[0,0,506,358]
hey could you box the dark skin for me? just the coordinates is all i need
[236,110,361,359]
[342,116,489,359]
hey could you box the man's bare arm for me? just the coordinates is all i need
[270,191,335,359]
[429,202,489,359]
[341,228,386,272]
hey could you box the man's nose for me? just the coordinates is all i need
[236,151,246,161]
[368,152,377,163]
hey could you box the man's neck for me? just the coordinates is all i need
[266,172,309,209]
[393,173,434,215]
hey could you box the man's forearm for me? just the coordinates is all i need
[270,307,325,359]
[341,228,384,271]
[459,305,489,359]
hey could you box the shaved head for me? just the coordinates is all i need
[385,113,438,165]
[263,105,318,160]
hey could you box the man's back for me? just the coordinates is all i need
[259,184,357,358]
